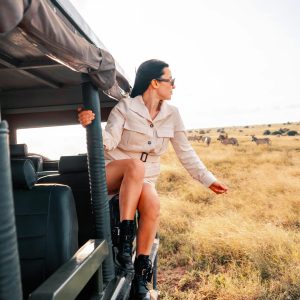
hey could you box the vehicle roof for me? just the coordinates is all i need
[0,0,130,124]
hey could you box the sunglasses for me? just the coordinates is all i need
[155,78,175,87]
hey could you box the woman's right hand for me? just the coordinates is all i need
[209,181,228,194]
[78,107,95,127]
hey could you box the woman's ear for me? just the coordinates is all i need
[150,79,159,89]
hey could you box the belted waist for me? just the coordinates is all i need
[123,151,160,163]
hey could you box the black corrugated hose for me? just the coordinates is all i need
[82,77,115,285]
[0,121,23,300]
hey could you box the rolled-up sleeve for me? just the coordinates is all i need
[170,108,217,187]
[103,99,126,151]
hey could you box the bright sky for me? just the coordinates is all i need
[17,0,300,159]
[69,0,300,129]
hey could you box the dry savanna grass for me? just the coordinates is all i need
[156,122,300,300]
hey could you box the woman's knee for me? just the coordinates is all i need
[140,194,160,220]
[126,159,145,178]
[144,203,160,221]
[152,198,160,216]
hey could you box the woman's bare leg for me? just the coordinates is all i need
[105,159,145,272]
[134,183,160,297]
[105,159,145,220]
[136,183,160,255]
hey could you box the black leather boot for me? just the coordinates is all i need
[115,220,135,274]
[133,255,152,300]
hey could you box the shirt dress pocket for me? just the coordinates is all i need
[122,119,152,149]
[156,126,174,153]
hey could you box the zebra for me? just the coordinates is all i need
[201,136,211,146]
[188,135,203,142]
[217,134,239,146]
[251,135,271,145]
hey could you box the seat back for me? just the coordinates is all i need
[11,159,78,298]
[38,155,95,246]
[10,144,43,172]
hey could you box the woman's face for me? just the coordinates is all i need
[155,67,175,100]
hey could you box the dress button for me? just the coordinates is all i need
[148,141,152,145]
[150,123,154,128]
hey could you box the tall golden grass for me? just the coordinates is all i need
[157,122,300,300]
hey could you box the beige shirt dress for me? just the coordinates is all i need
[103,95,217,188]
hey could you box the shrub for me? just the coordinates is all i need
[263,130,271,135]
[287,130,298,136]
[272,131,282,135]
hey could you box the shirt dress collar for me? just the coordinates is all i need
[130,95,172,122]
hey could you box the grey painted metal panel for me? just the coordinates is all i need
[29,239,108,300]
[0,53,60,88]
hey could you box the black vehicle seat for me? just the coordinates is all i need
[10,144,43,172]
[11,159,78,298]
[38,155,95,246]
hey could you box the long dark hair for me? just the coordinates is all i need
[130,59,169,98]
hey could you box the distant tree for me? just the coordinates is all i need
[263,130,271,135]
[244,125,249,128]
[199,130,205,134]
[272,131,282,135]
[268,124,271,127]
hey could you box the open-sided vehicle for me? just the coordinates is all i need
[0,1,158,299]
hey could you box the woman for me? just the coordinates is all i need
[79,59,228,299]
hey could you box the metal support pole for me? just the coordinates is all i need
[0,121,23,300]
[81,75,115,285]
[153,254,157,290]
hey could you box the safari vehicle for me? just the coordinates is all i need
[0,1,158,299]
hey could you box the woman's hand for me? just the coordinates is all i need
[209,181,228,194]
[78,107,95,127]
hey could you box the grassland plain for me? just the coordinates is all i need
[156,122,300,300]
